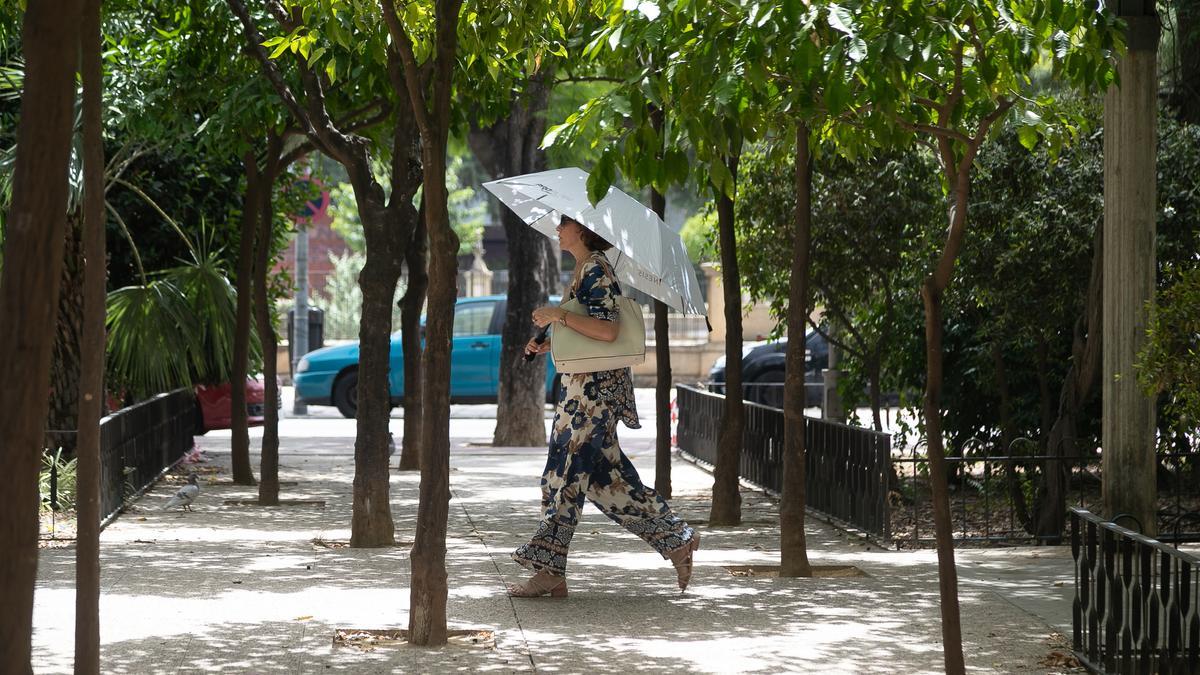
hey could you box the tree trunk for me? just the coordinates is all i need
[1034,220,1105,540]
[868,355,883,432]
[1170,0,1200,123]
[49,214,83,456]
[255,141,284,506]
[709,145,744,527]
[408,4,462,641]
[919,156,975,671]
[74,0,104,668]
[491,207,551,445]
[350,192,401,547]
[1035,333,1054,447]
[993,339,1032,531]
[467,71,554,448]
[398,205,427,471]
[0,3,81,669]
[410,147,457,648]
[780,123,813,577]
[650,186,673,499]
[920,280,965,674]
[230,153,260,486]
[1102,12,1159,536]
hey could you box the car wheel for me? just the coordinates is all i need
[333,369,358,419]
[749,368,786,408]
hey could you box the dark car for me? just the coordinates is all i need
[706,332,829,408]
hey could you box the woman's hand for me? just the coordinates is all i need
[531,305,565,328]
[524,336,552,357]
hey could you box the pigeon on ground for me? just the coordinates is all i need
[162,474,200,511]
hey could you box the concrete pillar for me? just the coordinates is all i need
[463,243,493,297]
[701,262,726,343]
[1102,9,1158,535]
[822,329,845,422]
[292,224,309,415]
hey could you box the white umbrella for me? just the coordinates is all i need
[481,167,708,317]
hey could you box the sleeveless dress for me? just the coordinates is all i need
[512,251,696,577]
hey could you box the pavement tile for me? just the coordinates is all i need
[32,404,1076,674]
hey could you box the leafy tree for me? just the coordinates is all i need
[228,0,422,542]
[842,1,1123,669]
[1139,267,1200,439]
[736,148,941,431]
[550,0,765,524]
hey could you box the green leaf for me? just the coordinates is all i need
[709,157,734,197]
[827,4,855,36]
[848,36,868,62]
[268,39,290,60]
[588,151,616,205]
[1017,125,1039,150]
[665,148,689,185]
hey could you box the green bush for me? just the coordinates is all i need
[39,448,78,512]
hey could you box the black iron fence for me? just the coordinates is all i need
[42,389,195,534]
[99,389,195,525]
[675,384,891,542]
[892,446,1200,547]
[675,387,1200,547]
[1071,508,1200,674]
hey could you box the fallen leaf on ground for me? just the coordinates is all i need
[295,615,313,621]
[1038,651,1080,668]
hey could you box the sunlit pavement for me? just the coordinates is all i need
[31,388,1077,674]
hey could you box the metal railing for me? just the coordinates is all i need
[42,390,195,537]
[891,447,1200,547]
[98,389,195,525]
[675,384,891,542]
[1071,508,1200,674]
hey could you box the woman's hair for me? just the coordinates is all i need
[572,220,613,252]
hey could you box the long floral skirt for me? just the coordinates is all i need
[512,375,695,577]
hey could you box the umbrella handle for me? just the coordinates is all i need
[523,324,551,362]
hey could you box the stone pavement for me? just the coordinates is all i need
[31,396,1082,674]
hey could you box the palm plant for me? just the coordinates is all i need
[106,221,258,401]
[1,62,253,402]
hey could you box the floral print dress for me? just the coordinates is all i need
[512,251,696,577]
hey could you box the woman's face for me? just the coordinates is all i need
[556,218,582,251]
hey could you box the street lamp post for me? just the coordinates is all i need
[292,224,309,415]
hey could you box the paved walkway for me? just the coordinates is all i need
[32,398,1082,673]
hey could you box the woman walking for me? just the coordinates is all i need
[510,214,699,598]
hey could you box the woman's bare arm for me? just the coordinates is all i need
[532,306,619,342]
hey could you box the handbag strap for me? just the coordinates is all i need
[569,251,620,297]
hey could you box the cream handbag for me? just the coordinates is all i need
[551,295,646,374]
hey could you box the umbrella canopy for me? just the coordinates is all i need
[481,167,708,316]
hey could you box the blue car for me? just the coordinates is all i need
[294,294,560,418]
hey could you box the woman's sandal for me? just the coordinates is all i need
[669,533,701,592]
[506,571,568,598]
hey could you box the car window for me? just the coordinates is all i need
[453,302,495,337]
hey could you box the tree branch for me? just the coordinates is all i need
[812,280,868,355]
[555,75,623,85]
[333,98,387,130]
[970,97,1014,147]
[226,0,322,149]
[895,117,972,146]
[379,0,434,137]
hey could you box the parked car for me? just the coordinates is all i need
[194,377,281,434]
[294,295,561,418]
[707,332,829,408]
